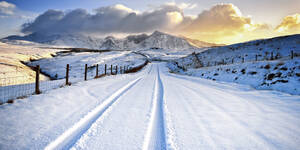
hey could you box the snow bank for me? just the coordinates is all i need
[169,34,300,95]
[169,59,300,95]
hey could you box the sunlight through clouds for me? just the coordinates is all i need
[276,13,300,34]
[176,3,271,44]
[11,2,300,44]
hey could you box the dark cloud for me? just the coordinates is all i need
[21,4,183,35]
[20,3,297,44]
[22,9,64,33]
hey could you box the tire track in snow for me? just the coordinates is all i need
[167,81,218,149]
[44,77,142,150]
[142,65,168,150]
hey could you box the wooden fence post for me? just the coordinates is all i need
[66,64,69,85]
[105,64,107,75]
[255,55,258,61]
[115,65,118,75]
[96,64,99,78]
[291,50,294,59]
[242,57,245,63]
[232,58,234,64]
[84,64,87,81]
[35,65,40,94]
[120,66,123,74]
[111,65,113,75]
[271,52,274,60]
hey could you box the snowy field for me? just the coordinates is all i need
[0,33,299,149]
[27,50,147,80]
[137,47,206,61]
[0,42,147,104]
[0,63,300,149]
[169,59,300,95]
[0,41,60,84]
[170,34,300,95]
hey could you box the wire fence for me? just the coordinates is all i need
[0,60,148,105]
[179,50,299,69]
[0,76,66,104]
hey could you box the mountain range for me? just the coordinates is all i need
[1,31,221,50]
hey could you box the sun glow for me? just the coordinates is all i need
[167,11,183,25]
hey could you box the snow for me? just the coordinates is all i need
[2,31,199,50]
[0,41,60,83]
[138,48,205,61]
[1,33,104,49]
[45,77,142,150]
[26,51,147,80]
[0,30,299,150]
[169,59,300,95]
[0,70,145,149]
[1,63,300,149]
[169,34,300,95]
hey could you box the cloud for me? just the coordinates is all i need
[0,1,36,19]
[19,3,300,44]
[275,13,300,34]
[165,2,197,10]
[176,3,271,44]
[0,1,16,18]
[21,4,184,35]
[20,3,271,44]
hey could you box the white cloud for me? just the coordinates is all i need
[0,1,16,17]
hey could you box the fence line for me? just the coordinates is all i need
[191,50,298,68]
[0,61,148,105]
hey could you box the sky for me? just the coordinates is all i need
[0,0,299,44]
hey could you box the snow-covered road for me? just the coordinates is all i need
[0,63,300,150]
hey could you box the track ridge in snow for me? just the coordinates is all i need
[142,66,168,150]
[44,77,142,150]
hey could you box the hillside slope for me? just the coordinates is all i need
[169,34,300,95]
[0,42,60,84]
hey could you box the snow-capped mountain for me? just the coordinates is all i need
[1,33,104,49]
[1,31,203,50]
[99,36,121,50]
[138,31,194,50]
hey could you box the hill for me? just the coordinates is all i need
[169,34,300,95]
